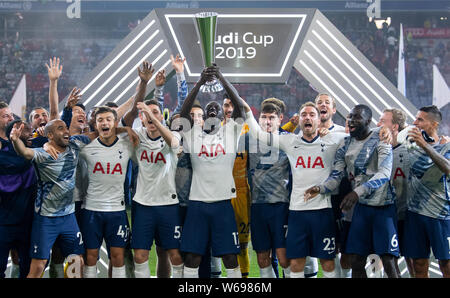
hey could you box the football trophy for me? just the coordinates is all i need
[193,12,223,93]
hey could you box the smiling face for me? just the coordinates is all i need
[315,94,336,124]
[20,122,33,147]
[71,105,87,131]
[347,107,371,138]
[46,120,70,147]
[206,101,222,120]
[95,111,117,139]
[299,105,320,137]
[30,108,49,130]
[222,98,234,120]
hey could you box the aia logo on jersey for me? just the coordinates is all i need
[198,144,226,157]
[140,150,166,164]
[393,167,406,180]
[93,162,123,175]
[295,156,324,168]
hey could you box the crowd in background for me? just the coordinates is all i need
[0,12,448,133]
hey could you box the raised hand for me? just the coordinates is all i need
[65,87,82,109]
[46,57,63,82]
[408,127,427,148]
[289,114,299,126]
[170,54,186,74]
[137,61,154,83]
[379,126,393,145]
[155,70,166,87]
[10,122,24,142]
[137,102,155,121]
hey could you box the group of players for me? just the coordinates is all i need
[0,54,449,279]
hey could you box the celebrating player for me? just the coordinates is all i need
[402,105,450,278]
[305,104,399,278]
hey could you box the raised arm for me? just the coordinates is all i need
[116,95,134,121]
[153,70,166,109]
[409,127,450,175]
[46,57,63,120]
[213,65,244,120]
[122,61,155,127]
[137,102,179,149]
[10,122,34,160]
[179,67,211,124]
[60,87,82,129]
[171,54,188,114]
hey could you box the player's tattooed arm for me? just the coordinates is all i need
[409,127,450,175]
[123,61,155,127]
[10,122,35,160]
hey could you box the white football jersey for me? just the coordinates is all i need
[132,127,180,206]
[246,111,347,210]
[281,132,347,211]
[181,119,243,202]
[80,134,133,212]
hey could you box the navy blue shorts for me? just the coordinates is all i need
[0,222,32,278]
[30,213,84,260]
[403,211,450,260]
[286,208,336,260]
[340,220,352,253]
[250,203,289,252]
[131,201,181,250]
[345,203,399,257]
[79,209,130,249]
[180,200,240,257]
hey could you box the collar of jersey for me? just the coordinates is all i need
[97,136,119,147]
[301,135,319,143]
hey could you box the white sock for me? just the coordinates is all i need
[304,257,318,277]
[259,265,276,278]
[211,257,222,278]
[226,266,242,278]
[83,265,97,278]
[334,254,342,278]
[283,266,291,278]
[134,261,150,278]
[183,266,199,278]
[290,271,305,278]
[341,268,352,278]
[322,269,337,278]
[9,263,20,278]
[112,265,126,278]
[172,263,184,278]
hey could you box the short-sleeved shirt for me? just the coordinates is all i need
[32,135,90,217]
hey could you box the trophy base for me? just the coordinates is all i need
[200,79,223,93]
